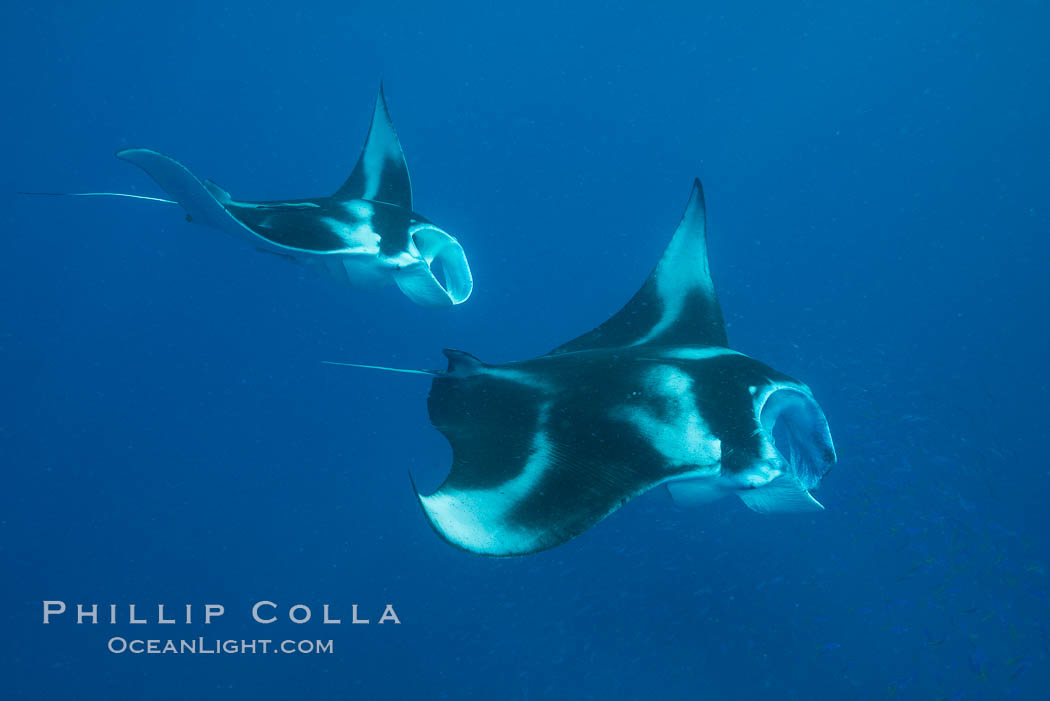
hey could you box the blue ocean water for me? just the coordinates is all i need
[2,1,1048,698]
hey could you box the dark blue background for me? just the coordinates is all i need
[2,1,1047,698]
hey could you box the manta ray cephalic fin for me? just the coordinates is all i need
[737,475,825,513]
[393,226,473,306]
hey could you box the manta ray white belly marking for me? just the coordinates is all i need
[321,217,381,254]
[336,178,838,556]
[22,85,472,307]
[478,367,555,390]
[344,201,374,219]
[611,365,722,470]
[653,347,741,361]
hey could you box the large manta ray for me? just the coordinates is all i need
[26,87,472,307]
[338,179,837,556]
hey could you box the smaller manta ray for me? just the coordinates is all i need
[331,179,837,556]
[24,86,472,307]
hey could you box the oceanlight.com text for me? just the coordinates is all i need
[107,637,334,655]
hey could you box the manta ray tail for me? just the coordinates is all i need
[320,348,481,377]
[321,360,438,376]
[17,191,177,204]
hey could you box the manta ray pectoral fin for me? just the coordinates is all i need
[737,476,824,513]
[419,367,683,556]
[548,179,728,354]
[419,369,562,556]
[332,83,413,209]
[393,227,473,306]
[203,178,232,204]
[115,148,254,242]
[255,247,298,262]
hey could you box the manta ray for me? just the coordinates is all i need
[24,86,472,307]
[335,179,837,556]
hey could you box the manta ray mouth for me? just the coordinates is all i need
[758,386,836,491]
